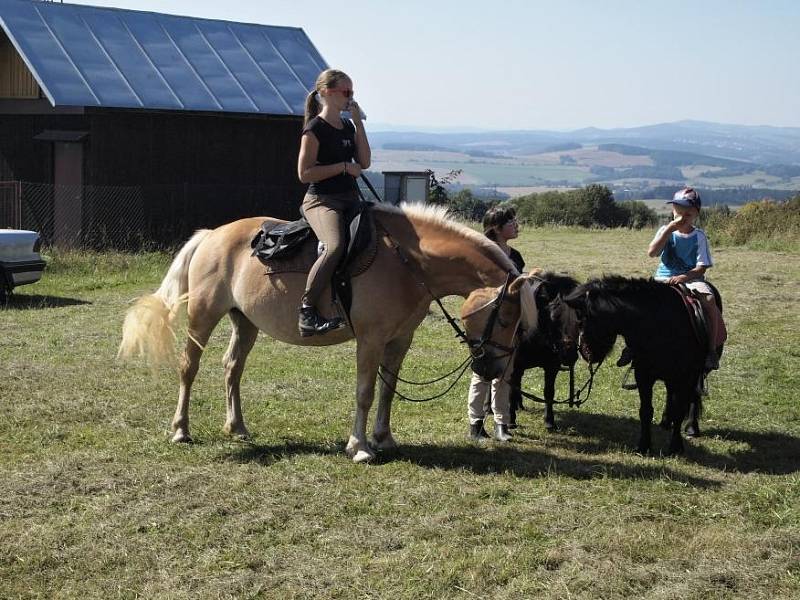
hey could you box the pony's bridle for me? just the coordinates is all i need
[462,271,518,363]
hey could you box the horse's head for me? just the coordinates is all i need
[461,274,538,380]
[532,271,581,367]
[559,281,618,364]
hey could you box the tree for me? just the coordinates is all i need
[426,169,462,206]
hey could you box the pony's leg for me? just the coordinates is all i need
[347,340,384,463]
[172,307,225,443]
[222,309,260,439]
[543,366,557,431]
[666,384,692,455]
[508,363,524,428]
[685,388,702,437]
[634,371,655,454]
[372,334,413,451]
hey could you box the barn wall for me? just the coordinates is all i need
[0,29,40,99]
[0,107,308,245]
[0,113,88,181]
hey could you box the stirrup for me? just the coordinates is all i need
[621,365,638,390]
[298,306,345,337]
[616,346,633,367]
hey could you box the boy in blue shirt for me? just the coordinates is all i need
[647,187,726,370]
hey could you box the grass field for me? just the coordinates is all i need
[2,227,799,598]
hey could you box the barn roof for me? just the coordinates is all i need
[0,0,328,115]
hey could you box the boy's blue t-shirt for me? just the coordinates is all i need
[653,226,713,279]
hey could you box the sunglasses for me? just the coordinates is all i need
[329,88,354,98]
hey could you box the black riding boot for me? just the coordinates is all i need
[495,424,513,442]
[469,421,490,440]
[298,305,344,337]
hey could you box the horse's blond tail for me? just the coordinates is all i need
[118,229,212,368]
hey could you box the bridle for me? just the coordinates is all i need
[461,271,518,363]
[510,289,603,408]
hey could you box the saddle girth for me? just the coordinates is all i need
[671,284,709,351]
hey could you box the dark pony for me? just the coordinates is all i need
[509,272,580,430]
[561,275,705,455]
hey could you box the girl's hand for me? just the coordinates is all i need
[345,162,362,178]
[668,274,688,285]
[667,214,689,231]
[347,100,363,122]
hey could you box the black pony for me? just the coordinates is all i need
[559,275,706,455]
[508,272,580,431]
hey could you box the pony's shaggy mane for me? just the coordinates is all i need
[576,275,670,314]
[586,275,669,298]
[372,202,516,272]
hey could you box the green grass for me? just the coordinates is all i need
[2,229,799,599]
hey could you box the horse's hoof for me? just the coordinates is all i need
[371,433,398,451]
[684,423,700,438]
[171,430,192,443]
[352,449,375,464]
[346,436,374,461]
[223,423,251,440]
[544,420,556,431]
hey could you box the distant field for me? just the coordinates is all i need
[523,146,654,168]
[372,147,800,192]
[372,149,593,186]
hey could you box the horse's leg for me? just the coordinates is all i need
[347,340,384,463]
[172,309,225,443]
[372,334,413,451]
[543,366,557,431]
[685,387,702,437]
[666,383,693,455]
[508,362,524,428]
[667,386,690,455]
[634,371,655,454]
[222,309,260,439]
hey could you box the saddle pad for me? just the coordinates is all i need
[260,210,378,278]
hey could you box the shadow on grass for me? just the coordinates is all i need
[1,293,90,310]
[524,408,800,475]
[221,408,800,485]
[685,426,800,475]
[223,440,343,467]
[221,423,720,488]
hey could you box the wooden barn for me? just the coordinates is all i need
[0,0,328,247]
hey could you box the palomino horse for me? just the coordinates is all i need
[119,203,538,463]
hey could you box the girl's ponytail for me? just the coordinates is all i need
[304,90,320,125]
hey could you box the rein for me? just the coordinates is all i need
[369,212,516,403]
[511,358,603,408]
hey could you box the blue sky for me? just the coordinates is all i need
[66,0,800,131]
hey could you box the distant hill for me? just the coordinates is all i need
[368,120,800,203]
[370,120,800,165]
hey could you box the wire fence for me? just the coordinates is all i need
[0,181,303,250]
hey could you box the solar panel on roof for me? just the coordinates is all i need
[0,0,327,115]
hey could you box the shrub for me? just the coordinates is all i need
[704,196,800,251]
[511,185,657,229]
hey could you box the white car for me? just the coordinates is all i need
[0,229,46,300]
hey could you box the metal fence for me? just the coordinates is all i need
[0,181,303,250]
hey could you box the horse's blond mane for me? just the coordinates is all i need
[373,202,516,272]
